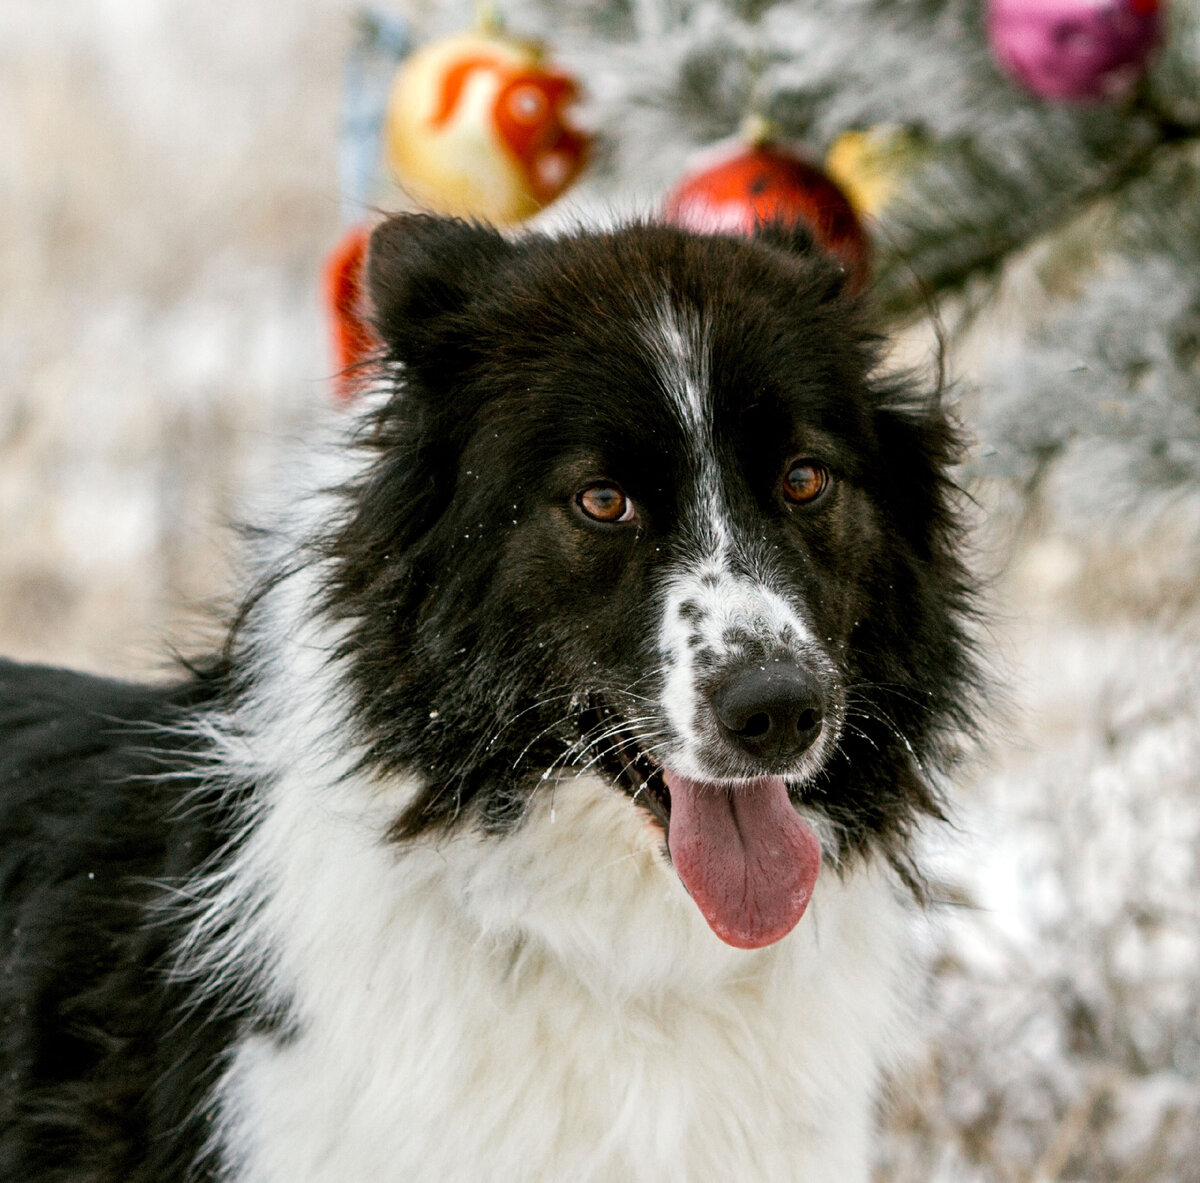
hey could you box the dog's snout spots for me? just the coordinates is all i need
[712,662,826,767]
[658,550,833,780]
[721,626,758,654]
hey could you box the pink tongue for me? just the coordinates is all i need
[664,772,822,949]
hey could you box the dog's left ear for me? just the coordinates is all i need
[753,219,819,259]
[753,220,849,301]
[366,214,514,363]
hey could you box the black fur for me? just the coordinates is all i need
[0,660,253,1182]
[327,218,974,858]
[1,216,976,1179]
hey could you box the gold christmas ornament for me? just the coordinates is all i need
[824,125,925,218]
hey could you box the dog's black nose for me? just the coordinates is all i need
[713,662,826,766]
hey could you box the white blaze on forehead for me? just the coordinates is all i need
[643,297,711,439]
[642,297,730,556]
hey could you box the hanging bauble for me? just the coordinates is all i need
[383,26,589,223]
[321,224,380,404]
[664,137,870,293]
[824,125,927,219]
[987,0,1164,102]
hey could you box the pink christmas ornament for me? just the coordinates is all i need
[987,0,1164,102]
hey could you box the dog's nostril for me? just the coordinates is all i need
[713,663,826,766]
[796,707,820,734]
[741,712,771,739]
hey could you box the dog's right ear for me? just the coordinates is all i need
[366,214,513,363]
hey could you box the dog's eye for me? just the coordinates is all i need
[782,461,831,506]
[576,483,636,524]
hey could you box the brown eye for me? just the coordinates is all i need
[782,460,831,506]
[576,483,636,524]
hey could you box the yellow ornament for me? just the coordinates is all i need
[824,126,924,219]
[383,28,589,224]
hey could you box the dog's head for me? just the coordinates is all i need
[321,215,973,948]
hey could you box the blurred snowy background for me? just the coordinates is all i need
[2,1,1198,1179]
[0,0,342,674]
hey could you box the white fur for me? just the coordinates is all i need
[644,298,710,445]
[642,300,732,555]
[218,786,905,1183]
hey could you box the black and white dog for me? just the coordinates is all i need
[0,216,974,1182]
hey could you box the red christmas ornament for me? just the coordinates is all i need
[664,139,871,293]
[321,224,380,404]
[987,0,1165,102]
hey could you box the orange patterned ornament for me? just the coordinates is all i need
[383,28,589,223]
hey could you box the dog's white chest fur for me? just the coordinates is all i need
[208,761,907,1183]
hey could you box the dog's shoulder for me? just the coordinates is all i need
[0,652,205,727]
[1,655,215,857]
[0,658,234,1183]
[0,658,226,877]
[0,656,205,770]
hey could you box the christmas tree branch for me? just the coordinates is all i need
[875,98,1200,323]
